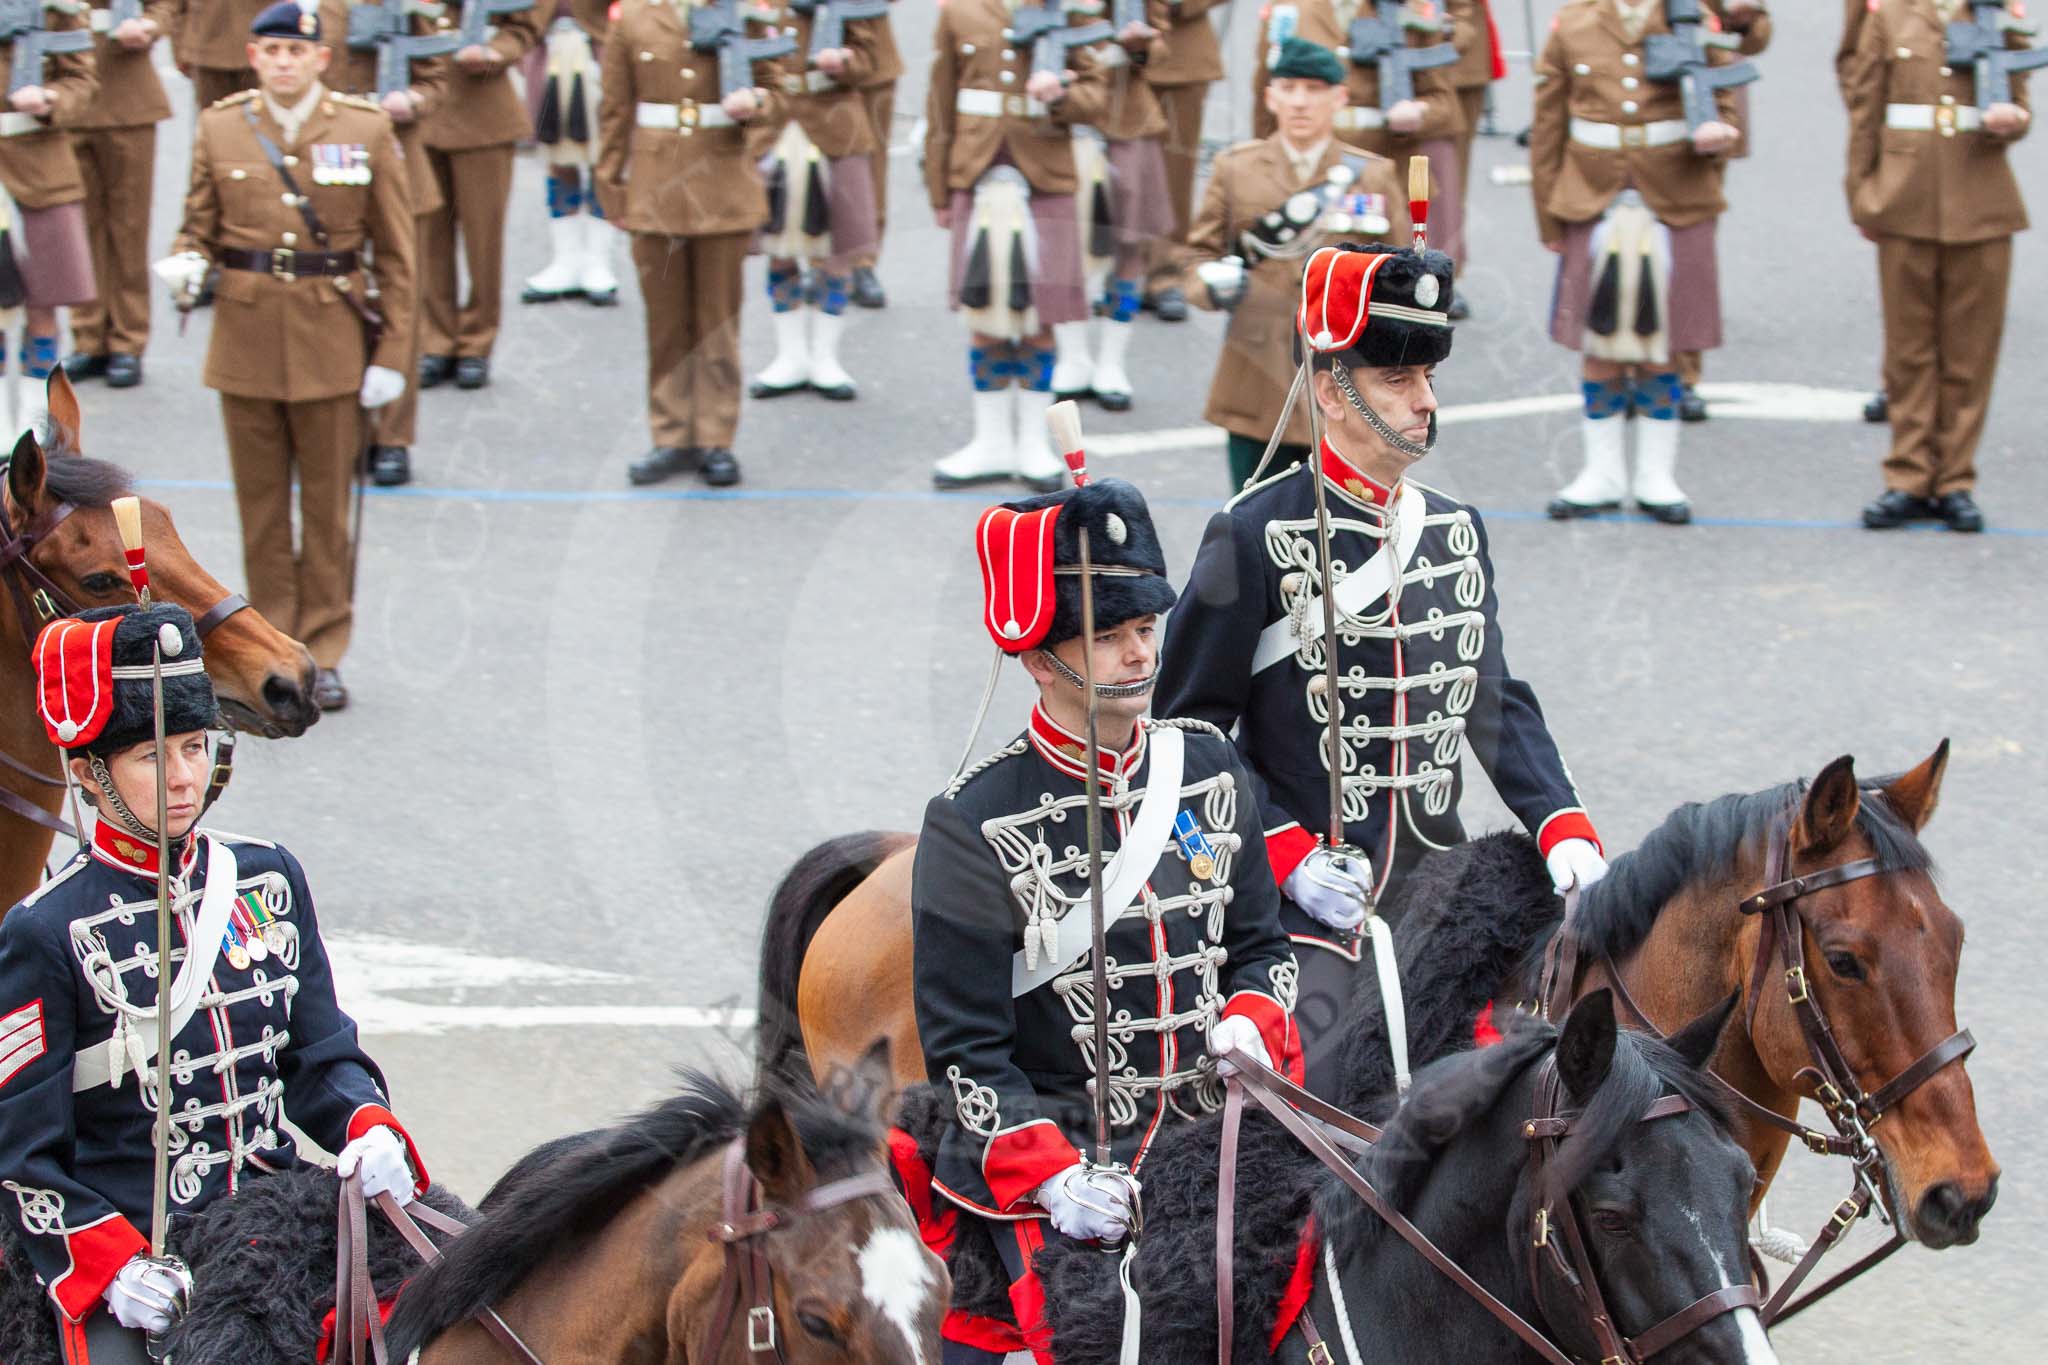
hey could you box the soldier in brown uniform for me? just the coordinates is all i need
[925,0,1112,489]
[1842,0,1891,424]
[1532,0,1742,526]
[417,0,542,391]
[61,0,176,392]
[848,0,900,309]
[747,0,888,403]
[1168,37,1407,488]
[1444,0,1497,306]
[1254,2,1462,259]
[1846,0,2033,533]
[162,0,417,711]
[317,0,448,487]
[1139,0,1224,321]
[595,0,788,488]
[178,0,271,109]
[0,0,96,439]
[519,0,617,308]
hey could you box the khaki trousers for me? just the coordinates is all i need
[631,231,748,449]
[1450,83,1485,265]
[221,392,362,669]
[190,65,255,111]
[421,142,515,357]
[1877,233,2012,498]
[69,124,156,356]
[371,214,431,447]
[852,81,894,270]
[1145,79,1209,290]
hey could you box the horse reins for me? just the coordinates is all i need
[1215,1051,1758,1365]
[1537,812,1978,1324]
[701,1138,897,1361]
[0,464,250,841]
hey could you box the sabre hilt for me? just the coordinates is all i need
[138,1254,191,1361]
[1072,1159,1142,1252]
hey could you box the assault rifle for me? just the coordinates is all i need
[1946,0,2048,111]
[1005,0,1112,81]
[1641,0,1760,134]
[791,0,887,65]
[1,0,93,96]
[1344,0,1458,107]
[451,0,533,51]
[689,0,797,99]
[347,0,459,99]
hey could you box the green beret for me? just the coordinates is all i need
[1270,37,1345,87]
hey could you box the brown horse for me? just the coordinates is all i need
[1,374,320,911]
[385,1044,949,1363]
[755,744,1996,1252]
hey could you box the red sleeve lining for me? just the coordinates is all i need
[1265,823,1318,888]
[1536,808,1601,859]
[346,1104,430,1196]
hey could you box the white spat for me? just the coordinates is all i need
[857,1225,935,1365]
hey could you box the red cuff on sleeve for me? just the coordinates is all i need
[982,1120,1082,1213]
[48,1213,147,1323]
[347,1104,430,1195]
[1536,808,1601,860]
[1222,990,1305,1087]
[1265,823,1318,889]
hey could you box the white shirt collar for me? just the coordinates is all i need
[1281,134,1333,184]
[262,82,326,145]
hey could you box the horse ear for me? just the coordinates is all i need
[44,367,81,453]
[1882,739,1949,833]
[1664,990,1738,1074]
[1795,756,1861,857]
[1557,988,1617,1101]
[6,429,47,526]
[745,1096,815,1204]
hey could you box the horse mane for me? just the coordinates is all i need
[1567,778,1934,962]
[2,448,133,507]
[385,1071,881,1356]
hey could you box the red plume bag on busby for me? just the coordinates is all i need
[34,604,219,754]
[1297,243,1457,367]
[974,479,1178,655]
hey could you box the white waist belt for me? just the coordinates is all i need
[788,69,838,95]
[1886,102,1982,132]
[1570,116,1689,150]
[636,100,735,131]
[1333,106,1387,131]
[955,87,1048,119]
[89,7,112,30]
[0,111,41,137]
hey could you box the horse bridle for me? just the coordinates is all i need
[1522,1056,1762,1364]
[0,467,251,840]
[701,1137,897,1361]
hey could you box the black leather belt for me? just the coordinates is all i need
[219,247,359,279]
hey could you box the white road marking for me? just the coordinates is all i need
[1087,383,1880,460]
[326,935,758,1036]
[856,1226,935,1365]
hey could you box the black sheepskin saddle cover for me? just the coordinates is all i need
[903,832,1562,1365]
[0,1167,475,1364]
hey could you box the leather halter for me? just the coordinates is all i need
[701,1137,898,1361]
[0,465,251,841]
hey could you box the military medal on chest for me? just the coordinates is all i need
[1173,810,1219,883]
[310,143,371,186]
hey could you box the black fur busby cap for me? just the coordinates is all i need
[1299,243,1456,369]
[35,604,219,758]
[976,478,1178,655]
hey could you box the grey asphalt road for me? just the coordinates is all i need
[33,4,2046,1359]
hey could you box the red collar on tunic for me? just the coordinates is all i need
[1027,704,1147,790]
[1319,440,1398,509]
[89,818,196,880]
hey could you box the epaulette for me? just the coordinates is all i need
[204,827,279,850]
[1222,452,1308,512]
[17,856,87,910]
[329,92,386,114]
[211,88,260,109]
[1147,716,1228,743]
[1217,138,1265,161]
[943,738,1029,800]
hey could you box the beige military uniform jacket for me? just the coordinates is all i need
[0,8,96,208]
[317,0,451,213]
[175,0,268,70]
[1844,0,2032,244]
[1096,36,1167,141]
[595,0,791,235]
[1527,0,1741,242]
[1255,0,1463,145]
[172,88,418,401]
[1448,0,1493,89]
[860,0,901,89]
[1144,0,1224,87]
[420,1,544,150]
[1171,134,1408,443]
[75,0,178,130]
[1706,0,1770,56]
[768,3,887,158]
[924,0,1115,207]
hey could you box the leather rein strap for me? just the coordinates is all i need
[700,1138,898,1362]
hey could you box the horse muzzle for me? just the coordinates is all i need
[1912,1172,1997,1249]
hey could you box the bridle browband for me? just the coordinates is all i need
[1538,810,1978,1324]
[0,466,250,842]
[701,1137,898,1361]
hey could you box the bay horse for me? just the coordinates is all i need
[385,1043,949,1363]
[1,373,321,911]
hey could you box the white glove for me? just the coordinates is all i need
[336,1124,416,1206]
[1208,1013,1270,1078]
[103,1256,189,1334]
[1283,846,1373,932]
[1036,1163,1140,1243]
[1546,838,1608,896]
[1195,255,1247,310]
[358,365,406,410]
[151,251,208,300]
